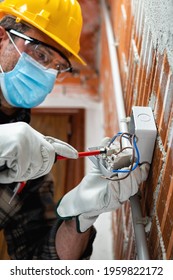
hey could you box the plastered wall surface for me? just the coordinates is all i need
[144,0,173,73]
[101,0,173,259]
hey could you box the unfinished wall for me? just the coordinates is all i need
[100,0,173,259]
[55,0,101,100]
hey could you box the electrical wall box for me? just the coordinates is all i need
[128,106,157,164]
[88,106,157,178]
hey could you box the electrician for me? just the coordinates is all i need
[0,0,149,260]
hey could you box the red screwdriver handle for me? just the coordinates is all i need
[56,149,104,160]
[17,150,105,194]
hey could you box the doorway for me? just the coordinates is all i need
[0,107,85,259]
[30,107,85,201]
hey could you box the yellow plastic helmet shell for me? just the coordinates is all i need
[0,0,85,64]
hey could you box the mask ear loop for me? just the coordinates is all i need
[0,65,4,73]
[0,32,22,73]
[6,31,22,56]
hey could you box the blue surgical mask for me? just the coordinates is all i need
[0,52,57,108]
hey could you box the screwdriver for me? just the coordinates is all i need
[56,148,106,160]
[8,148,106,204]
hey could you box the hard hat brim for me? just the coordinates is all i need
[0,9,87,66]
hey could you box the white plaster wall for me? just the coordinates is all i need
[143,0,173,72]
[38,88,114,259]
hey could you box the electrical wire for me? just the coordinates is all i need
[103,132,140,181]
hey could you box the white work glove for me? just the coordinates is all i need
[57,158,149,233]
[0,122,78,183]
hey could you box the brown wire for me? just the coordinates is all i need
[102,133,137,181]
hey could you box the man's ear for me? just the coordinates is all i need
[0,26,8,46]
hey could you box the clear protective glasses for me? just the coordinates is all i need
[5,28,73,80]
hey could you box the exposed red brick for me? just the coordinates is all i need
[78,0,100,69]
[100,18,119,134]
[148,217,164,259]
[144,42,157,103]
[101,0,173,260]
[145,144,164,215]
[166,178,173,259]
[152,53,165,98]
[137,31,154,106]
[158,74,173,148]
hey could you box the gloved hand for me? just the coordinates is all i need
[56,162,149,233]
[0,122,78,183]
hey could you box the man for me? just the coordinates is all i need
[0,0,149,260]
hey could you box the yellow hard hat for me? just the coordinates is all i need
[0,0,85,65]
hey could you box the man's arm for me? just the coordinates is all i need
[2,174,96,260]
[55,219,92,259]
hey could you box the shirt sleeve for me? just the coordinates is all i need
[1,174,96,260]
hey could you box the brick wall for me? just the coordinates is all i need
[100,0,173,259]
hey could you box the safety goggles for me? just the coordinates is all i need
[5,28,73,79]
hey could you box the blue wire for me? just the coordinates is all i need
[110,132,140,173]
[108,132,123,146]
